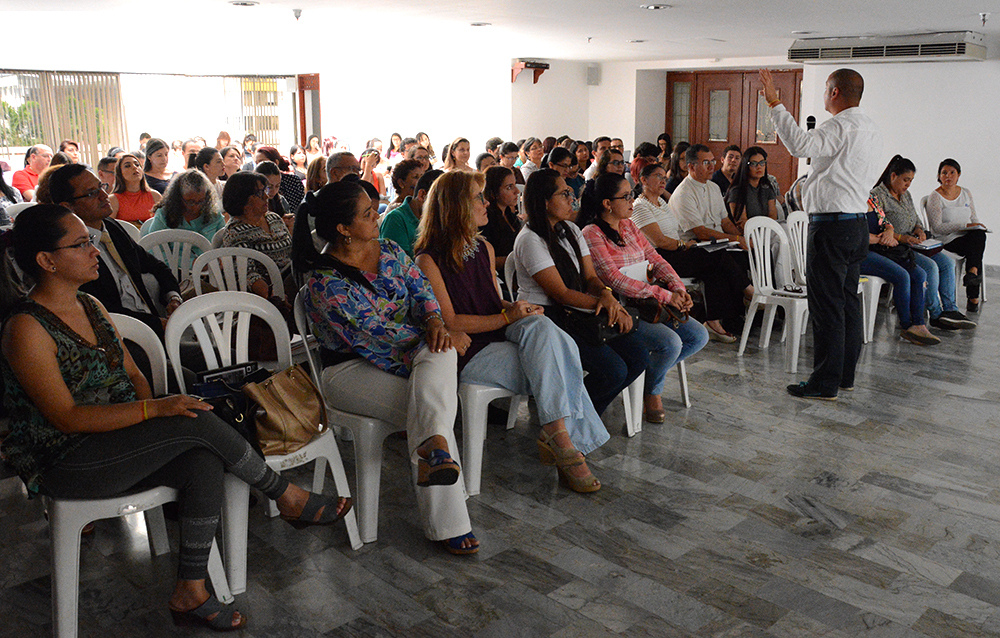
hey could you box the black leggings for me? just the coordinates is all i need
[943,229,987,298]
[659,247,751,321]
[41,412,288,580]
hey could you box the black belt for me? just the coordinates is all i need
[808,212,866,222]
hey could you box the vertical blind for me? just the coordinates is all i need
[0,70,128,167]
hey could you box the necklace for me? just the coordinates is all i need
[462,238,480,261]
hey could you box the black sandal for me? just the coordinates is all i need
[280,493,353,529]
[170,594,246,632]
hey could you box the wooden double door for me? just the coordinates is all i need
[665,70,802,193]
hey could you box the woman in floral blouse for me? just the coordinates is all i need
[293,180,478,555]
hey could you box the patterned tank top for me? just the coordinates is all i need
[1,293,137,493]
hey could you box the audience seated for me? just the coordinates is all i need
[305,155,328,193]
[475,152,495,172]
[657,133,673,164]
[110,154,161,225]
[520,137,544,181]
[221,171,292,299]
[192,147,226,199]
[304,134,323,166]
[872,155,975,331]
[0,205,349,632]
[293,180,479,555]
[97,156,118,192]
[255,160,293,227]
[12,144,53,201]
[143,138,174,194]
[49,164,182,338]
[385,159,425,215]
[326,151,362,184]
[548,147,584,200]
[415,132,437,166]
[861,195,939,345]
[631,163,752,343]
[358,148,386,202]
[710,144,741,196]
[629,142,660,185]
[256,146,305,213]
[58,139,82,164]
[480,166,522,275]
[513,168,648,416]
[379,169,442,258]
[220,145,243,182]
[144,169,224,244]
[405,145,431,173]
[0,177,23,224]
[925,158,987,312]
[442,137,474,173]
[485,136,504,159]
[664,141,691,196]
[670,144,746,249]
[583,136,611,180]
[725,146,778,233]
[289,144,308,177]
[498,141,524,185]
[579,173,708,422]
[415,171,607,493]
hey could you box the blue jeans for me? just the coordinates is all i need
[460,315,609,455]
[860,252,926,328]
[914,251,957,318]
[572,329,649,417]
[632,318,709,395]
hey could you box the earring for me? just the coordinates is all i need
[51,267,57,272]
[344,235,352,245]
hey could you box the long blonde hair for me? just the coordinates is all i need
[415,170,484,274]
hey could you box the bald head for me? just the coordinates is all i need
[828,68,864,105]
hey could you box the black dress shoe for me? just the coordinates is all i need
[967,300,980,313]
[786,382,837,401]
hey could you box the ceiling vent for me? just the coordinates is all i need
[788,32,986,64]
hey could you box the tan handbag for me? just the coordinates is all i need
[243,364,326,456]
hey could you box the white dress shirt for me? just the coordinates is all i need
[770,104,882,214]
[668,175,727,242]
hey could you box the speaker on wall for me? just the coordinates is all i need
[587,64,601,86]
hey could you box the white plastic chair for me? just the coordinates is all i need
[859,275,889,343]
[190,247,285,299]
[293,286,398,543]
[738,217,809,373]
[211,226,228,248]
[920,195,986,302]
[785,211,809,287]
[139,228,211,286]
[4,201,35,220]
[47,314,233,638]
[458,383,523,496]
[139,217,155,236]
[119,220,142,242]
[165,292,361,580]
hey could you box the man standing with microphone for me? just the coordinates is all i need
[759,68,882,400]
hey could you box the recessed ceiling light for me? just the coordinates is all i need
[640,4,672,9]
[627,39,648,43]
[791,30,816,35]
[470,22,492,27]
[229,1,258,6]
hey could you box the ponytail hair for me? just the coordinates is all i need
[578,173,628,246]
[874,154,916,189]
[292,181,372,291]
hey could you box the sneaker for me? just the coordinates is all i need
[938,310,977,329]
[929,315,961,331]
[786,382,837,401]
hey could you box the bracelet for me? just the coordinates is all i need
[501,309,511,325]
[142,399,148,420]
[767,98,781,108]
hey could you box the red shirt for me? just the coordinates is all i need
[11,167,39,197]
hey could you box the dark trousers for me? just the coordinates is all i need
[806,216,869,394]
[658,247,751,321]
[943,229,987,298]
[41,412,289,580]
[574,330,649,416]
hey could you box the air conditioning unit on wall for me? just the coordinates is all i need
[788,31,986,64]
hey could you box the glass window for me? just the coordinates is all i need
[671,82,691,144]
[756,90,778,144]
[708,90,729,142]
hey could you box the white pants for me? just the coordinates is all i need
[321,347,470,541]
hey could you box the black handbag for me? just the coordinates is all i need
[626,296,689,327]
[192,366,272,458]
[871,242,916,270]
[546,305,639,347]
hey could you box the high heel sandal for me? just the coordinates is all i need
[169,594,247,632]
[416,448,460,487]
[536,427,601,493]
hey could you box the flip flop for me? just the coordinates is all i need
[280,493,353,529]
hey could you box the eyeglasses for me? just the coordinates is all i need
[52,236,98,251]
[608,160,625,167]
[70,183,110,200]
[553,188,575,201]
[474,193,486,204]
[747,159,767,167]
[609,192,635,202]
[551,162,573,170]
[697,159,717,167]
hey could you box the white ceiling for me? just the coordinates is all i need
[6,0,998,64]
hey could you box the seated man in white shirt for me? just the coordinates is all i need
[669,144,747,250]
[582,136,611,181]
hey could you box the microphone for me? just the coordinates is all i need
[806,116,816,130]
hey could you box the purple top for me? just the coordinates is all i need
[429,239,505,371]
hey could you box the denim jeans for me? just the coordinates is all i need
[632,318,709,396]
[806,216,869,394]
[573,329,649,416]
[461,315,609,455]
[860,251,926,328]
[914,251,957,317]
